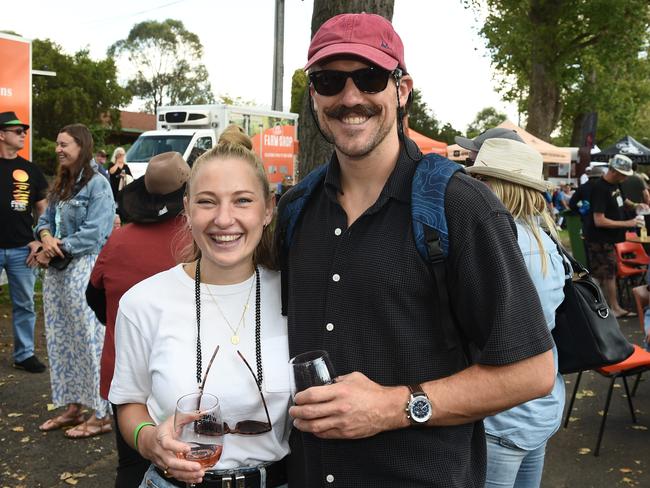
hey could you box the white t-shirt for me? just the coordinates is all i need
[109,264,291,469]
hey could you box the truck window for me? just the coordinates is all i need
[126,135,193,163]
[187,137,213,167]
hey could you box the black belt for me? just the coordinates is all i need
[154,457,287,488]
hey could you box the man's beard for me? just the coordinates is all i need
[319,103,393,159]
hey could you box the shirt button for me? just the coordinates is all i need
[334,227,342,236]
[326,474,334,483]
[332,274,340,282]
[326,323,334,332]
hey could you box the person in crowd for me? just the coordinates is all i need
[108,147,132,201]
[34,123,115,438]
[455,127,523,165]
[0,111,48,373]
[467,138,566,488]
[569,166,606,219]
[109,126,290,487]
[86,151,191,487]
[553,183,573,228]
[278,13,555,487]
[94,149,110,180]
[583,154,646,318]
[621,160,650,215]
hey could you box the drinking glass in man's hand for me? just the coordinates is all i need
[174,392,224,469]
[289,350,337,398]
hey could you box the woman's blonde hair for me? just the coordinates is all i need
[111,147,125,164]
[483,177,558,275]
[181,125,277,269]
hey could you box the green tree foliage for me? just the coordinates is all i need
[407,88,440,140]
[467,0,650,142]
[290,69,308,114]
[407,89,461,144]
[437,123,463,145]
[217,94,256,106]
[31,39,131,173]
[466,107,506,138]
[109,19,214,112]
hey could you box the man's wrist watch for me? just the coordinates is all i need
[405,384,432,426]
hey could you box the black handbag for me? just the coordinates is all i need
[48,251,73,271]
[552,240,634,374]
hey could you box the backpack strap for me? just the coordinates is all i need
[412,154,465,351]
[278,164,329,315]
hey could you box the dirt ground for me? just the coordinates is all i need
[0,285,649,487]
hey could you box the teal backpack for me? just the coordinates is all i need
[277,153,466,351]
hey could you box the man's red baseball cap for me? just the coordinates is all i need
[305,13,406,72]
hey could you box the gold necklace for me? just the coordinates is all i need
[203,274,255,345]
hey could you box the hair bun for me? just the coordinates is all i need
[218,124,253,150]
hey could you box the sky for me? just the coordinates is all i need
[3,0,519,133]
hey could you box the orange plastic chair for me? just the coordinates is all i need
[615,243,646,309]
[616,241,650,267]
[563,345,650,456]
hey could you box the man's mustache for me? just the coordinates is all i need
[324,104,380,119]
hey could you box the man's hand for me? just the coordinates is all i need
[637,203,650,212]
[289,372,408,439]
[26,241,42,267]
[633,215,645,228]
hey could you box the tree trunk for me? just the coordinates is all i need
[525,62,562,140]
[524,0,563,141]
[297,0,395,179]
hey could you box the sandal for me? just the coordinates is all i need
[64,417,112,439]
[39,413,85,432]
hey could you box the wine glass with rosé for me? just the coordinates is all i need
[174,392,224,470]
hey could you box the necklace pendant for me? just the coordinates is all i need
[231,335,240,345]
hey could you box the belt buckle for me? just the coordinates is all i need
[221,474,246,488]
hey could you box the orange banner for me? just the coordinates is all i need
[252,124,297,184]
[0,34,31,160]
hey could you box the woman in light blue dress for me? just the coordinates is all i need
[34,124,116,438]
[467,138,567,488]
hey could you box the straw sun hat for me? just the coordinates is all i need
[466,138,550,192]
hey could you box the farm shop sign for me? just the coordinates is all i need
[263,133,294,147]
[0,33,31,160]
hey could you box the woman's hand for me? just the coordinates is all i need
[138,416,205,484]
[34,250,51,268]
[40,235,65,259]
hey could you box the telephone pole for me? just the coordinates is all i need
[272,0,285,111]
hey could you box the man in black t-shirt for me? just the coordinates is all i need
[584,154,645,318]
[279,14,555,487]
[0,111,48,373]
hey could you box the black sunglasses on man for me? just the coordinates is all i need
[309,66,402,97]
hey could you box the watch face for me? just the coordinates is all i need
[410,397,432,423]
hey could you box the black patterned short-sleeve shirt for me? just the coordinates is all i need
[280,142,553,488]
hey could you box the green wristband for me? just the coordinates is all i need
[133,421,155,451]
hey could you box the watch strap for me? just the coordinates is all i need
[408,384,425,397]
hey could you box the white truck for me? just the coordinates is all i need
[126,104,299,185]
